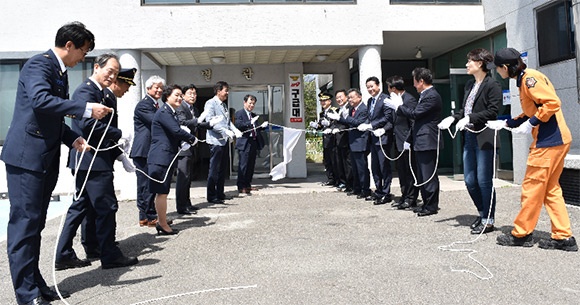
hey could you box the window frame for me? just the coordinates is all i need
[536,0,576,66]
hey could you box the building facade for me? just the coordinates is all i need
[1,0,578,200]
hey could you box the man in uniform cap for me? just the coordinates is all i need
[309,92,338,186]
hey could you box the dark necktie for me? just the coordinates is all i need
[351,107,356,117]
[369,98,376,114]
[154,102,159,109]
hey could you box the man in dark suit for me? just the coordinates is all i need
[0,22,112,305]
[80,68,137,259]
[130,75,165,226]
[360,76,395,205]
[309,92,337,186]
[328,88,371,199]
[331,89,353,193]
[56,53,138,272]
[385,68,442,217]
[175,84,215,214]
[385,76,420,210]
[234,94,268,195]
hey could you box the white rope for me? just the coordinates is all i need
[129,284,258,305]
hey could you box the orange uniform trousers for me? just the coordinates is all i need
[512,143,572,239]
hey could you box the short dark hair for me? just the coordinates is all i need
[335,89,347,96]
[365,76,380,86]
[55,21,95,52]
[347,88,361,97]
[244,94,257,103]
[467,48,494,73]
[161,84,182,103]
[385,75,405,91]
[94,53,118,68]
[213,81,229,94]
[412,68,433,85]
[183,83,197,93]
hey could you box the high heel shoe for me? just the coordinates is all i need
[156,223,178,235]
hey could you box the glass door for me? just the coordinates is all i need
[227,85,284,178]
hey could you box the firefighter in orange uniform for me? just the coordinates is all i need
[487,47,577,251]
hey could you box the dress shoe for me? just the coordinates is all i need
[412,206,424,213]
[398,201,417,210]
[391,199,404,208]
[346,191,358,196]
[55,257,91,271]
[209,198,225,204]
[85,251,100,260]
[102,255,139,269]
[24,296,50,305]
[417,209,438,217]
[470,216,482,229]
[471,223,494,234]
[40,286,70,301]
[188,205,200,211]
[177,209,196,215]
[373,198,386,205]
[139,219,148,227]
[219,195,234,200]
[155,223,179,236]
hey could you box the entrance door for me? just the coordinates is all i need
[227,85,284,178]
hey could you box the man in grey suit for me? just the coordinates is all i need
[204,81,243,204]
[385,68,442,217]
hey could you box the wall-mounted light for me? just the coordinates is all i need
[315,54,328,62]
[201,68,212,82]
[210,56,225,64]
[242,67,253,81]
[415,47,423,59]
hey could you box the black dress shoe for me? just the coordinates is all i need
[219,195,234,200]
[102,255,139,269]
[373,198,386,205]
[365,195,377,201]
[470,216,482,229]
[85,251,100,260]
[391,199,404,208]
[398,201,417,210]
[188,205,200,211]
[156,223,179,236]
[24,296,50,305]
[417,209,438,217]
[177,209,194,215]
[55,257,91,271]
[209,199,225,204]
[346,191,358,196]
[40,286,70,301]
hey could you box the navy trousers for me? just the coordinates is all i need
[370,143,392,197]
[175,154,193,211]
[207,144,229,201]
[133,157,157,221]
[6,164,55,304]
[236,138,258,191]
[414,150,440,212]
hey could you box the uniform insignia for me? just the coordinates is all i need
[86,81,91,85]
[525,77,537,89]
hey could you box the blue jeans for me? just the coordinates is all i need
[463,132,497,224]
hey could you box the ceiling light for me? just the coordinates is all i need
[415,47,422,59]
[316,54,328,62]
[211,56,225,64]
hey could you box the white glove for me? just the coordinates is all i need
[321,118,330,127]
[437,116,455,130]
[309,121,318,129]
[403,142,411,151]
[119,131,132,154]
[180,125,191,133]
[332,128,340,134]
[116,154,135,173]
[224,129,235,139]
[260,121,269,129]
[373,129,386,137]
[233,128,243,138]
[323,128,332,134]
[357,123,372,131]
[486,119,507,131]
[251,115,260,125]
[456,116,470,131]
[511,119,534,134]
[326,112,340,121]
[180,141,191,151]
[209,115,223,127]
[385,92,403,110]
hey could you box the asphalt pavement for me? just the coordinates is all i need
[1,168,580,305]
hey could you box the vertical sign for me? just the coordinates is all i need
[288,74,303,123]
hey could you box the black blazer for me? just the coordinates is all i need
[338,103,370,152]
[397,87,442,152]
[176,101,210,156]
[234,108,266,151]
[1,49,86,173]
[148,104,197,167]
[68,79,122,171]
[333,105,351,148]
[130,95,157,158]
[393,92,417,152]
[367,92,394,146]
[453,75,502,150]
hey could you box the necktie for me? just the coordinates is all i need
[369,98,376,114]
[351,107,356,117]
[154,102,159,109]
[249,112,256,138]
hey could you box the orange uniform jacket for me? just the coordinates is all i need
[507,68,572,148]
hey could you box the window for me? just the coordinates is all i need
[390,0,480,4]
[537,0,575,66]
[144,0,352,4]
[0,59,94,145]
